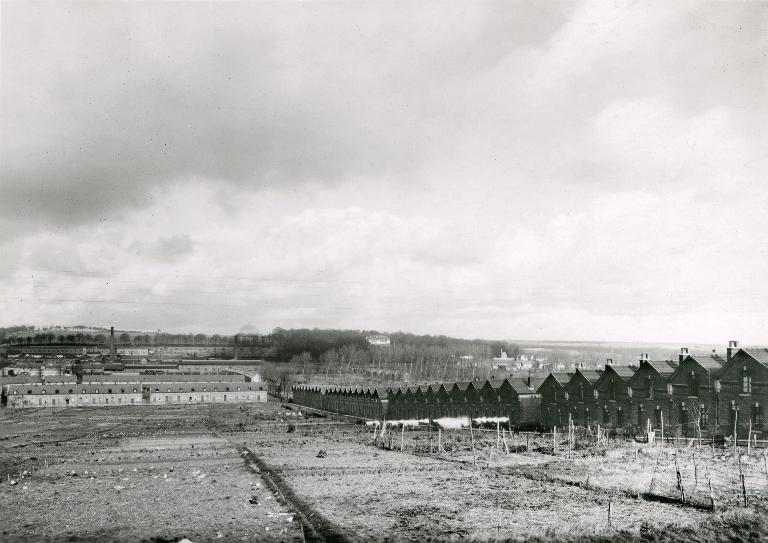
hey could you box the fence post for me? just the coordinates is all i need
[660,411,664,448]
[607,500,612,528]
[738,454,747,507]
[692,451,697,488]
[708,473,716,511]
[763,450,768,482]
[553,427,557,455]
[469,424,476,467]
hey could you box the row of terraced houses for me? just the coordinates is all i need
[292,342,767,438]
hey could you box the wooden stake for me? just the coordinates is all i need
[737,454,747,507]
[674,454,685,503]
[487,445,492,468]
[660,411,664,448]
[747,420,752,455]
[607,500,612,527]
[553,427,557,455]
[429,421,433,454]
[693,451,698,488]
[502,428,509,455]
[733,408,738,457]
[469,424,476,467]
[708,473,716,511]
[763,450,768,482]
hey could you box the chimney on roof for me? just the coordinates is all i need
[679,347,688,363]
[727,340,738,363]
[606,358,613,366]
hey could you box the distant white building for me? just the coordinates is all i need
[366,335,390,346]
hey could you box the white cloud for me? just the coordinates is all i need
[1,1,767,344]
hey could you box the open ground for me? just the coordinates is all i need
[2,402,767,542]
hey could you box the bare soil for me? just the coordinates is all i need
[3,403,767,542]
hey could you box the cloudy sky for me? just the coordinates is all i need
[1,1,767,343]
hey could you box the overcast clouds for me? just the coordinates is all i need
[1,1,767,343]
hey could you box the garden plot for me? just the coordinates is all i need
[0,406,303,542]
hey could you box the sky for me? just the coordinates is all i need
[1,1,767,344]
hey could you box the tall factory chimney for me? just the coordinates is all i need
[234,334,239,361]
[109,326,116,363]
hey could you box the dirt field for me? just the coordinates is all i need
[2,403,767,542]
[0,405,303,542]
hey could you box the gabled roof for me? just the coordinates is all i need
[529,377,546,391]
[453,381,474,392]
[686,354,726,372]
[486,379,506,390]
[576,369,602,384]
[645,360,678,377]
[508,378,537,395]
[742,349,768,368]
[602,365,637,380]
[548,372,573,386]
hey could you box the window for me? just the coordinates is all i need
[68,389,73,394]
[95,389,99,394]
[602,406,610,424]
[617,408,624,427]
[579,385,584,402]
[191,388,195,392]
[82,389,86,394]
[627,386,633,398]
[13,390,17,395]
[133,389,137,393]
[688,371,699,396]
[55,389,59,394]
[41,390,46,394]
[667,383,673,395]
[27,390,32,395]
[752,403,763,427]
[742,367,752,394]
[700,404,709,427]
[608,380,616,401]
[121,389,125,393]
[654,407,662,428]
[108,389,112,394]
[647,377,654,399]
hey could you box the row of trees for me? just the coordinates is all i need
[2,330,275,347]
[280,340,521,387]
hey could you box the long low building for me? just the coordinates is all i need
[292,378,542,428]
[4,379,266,408]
